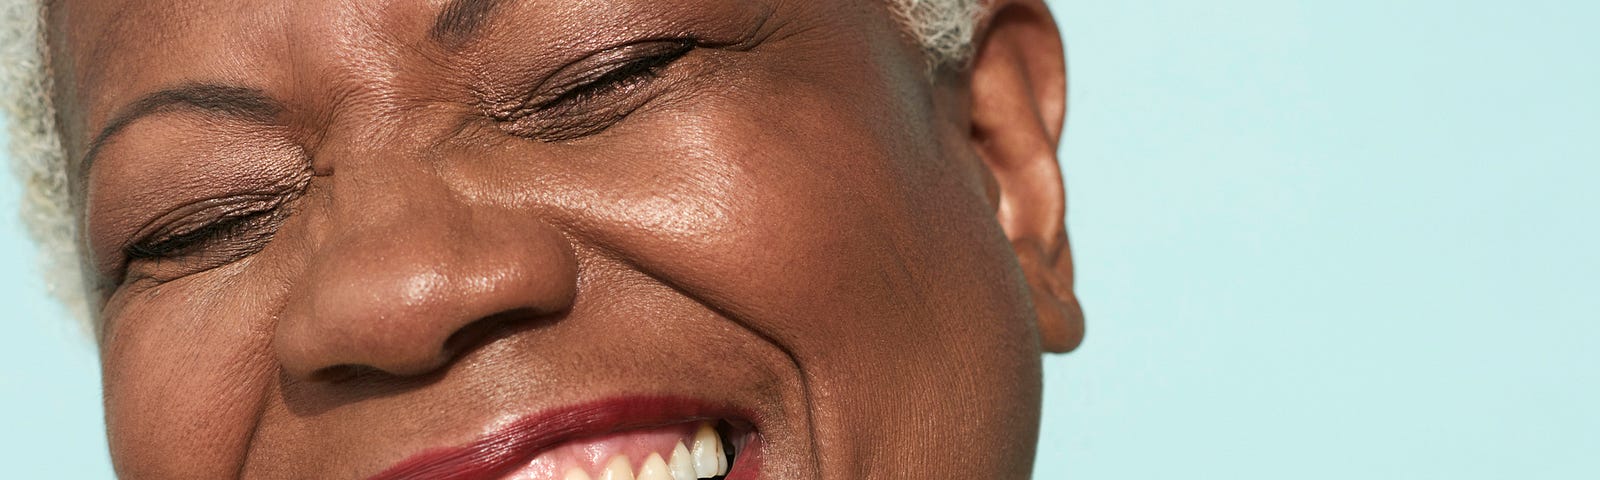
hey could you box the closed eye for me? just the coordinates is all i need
[126,207,277,260]
[536,39,695,112]
[120,194,295,283]
[499,39,697,141]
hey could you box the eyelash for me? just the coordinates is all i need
[120,193,294,285]
[126,209,273,260]
[538,43,692,110]
[502,39,697,140]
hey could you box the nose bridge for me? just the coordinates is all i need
[274,151,578,380]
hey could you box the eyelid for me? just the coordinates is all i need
[538,39,694,100]
[490,38,696,122]
[128,193,282,240]
[126,199,280,259]
[118,192,295,283]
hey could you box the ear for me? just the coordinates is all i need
[967,0,1083,353]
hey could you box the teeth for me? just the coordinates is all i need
[637,453,672,480]
[669,442,698,480]
[599,455,635,480]
[565,468,595,480]
[691,423,721,478]
[554,423,736,480]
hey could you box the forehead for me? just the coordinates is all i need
[51,0,405,155]
[48,0,853,155]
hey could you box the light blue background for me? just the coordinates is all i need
[3,0,1596,478]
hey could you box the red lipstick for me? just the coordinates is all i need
[369,396,758,480]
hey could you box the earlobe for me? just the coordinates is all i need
[966,0,1083,353]
[1016,235,1084,353]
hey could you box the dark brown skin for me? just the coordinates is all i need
[49,0,1083,478]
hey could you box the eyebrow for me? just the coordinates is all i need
[80,83,283,181]
[81,0,501,178]
[430,0,508,47]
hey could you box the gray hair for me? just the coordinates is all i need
[0,0,983,325]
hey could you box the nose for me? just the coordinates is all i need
[273,178,578,381]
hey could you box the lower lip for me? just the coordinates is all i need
[724,435,765,480]
[369,397,761,480]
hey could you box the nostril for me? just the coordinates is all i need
[441,307,558,362]
[294,308,566,383]
[309,364,386,384]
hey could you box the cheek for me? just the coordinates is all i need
[572,64,1047,474]
[100,264,279,477]
[567,45,1040,398]
[714,80,1045,477]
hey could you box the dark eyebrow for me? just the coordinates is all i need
[80,83,282,181]
[430,0,507,47]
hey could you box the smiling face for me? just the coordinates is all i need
[46,0,1080,478]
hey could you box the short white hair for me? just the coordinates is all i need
[0,0,983,325]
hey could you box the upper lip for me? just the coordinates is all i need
[367,396,752,480]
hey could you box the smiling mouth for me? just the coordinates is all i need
[368,398,761,480]
[509,421,751,480]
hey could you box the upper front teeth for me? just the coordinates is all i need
[669,442,697,479]
[563,422,732,480]
[600,456,634,480]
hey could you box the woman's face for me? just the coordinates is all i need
[50,0,1079,478]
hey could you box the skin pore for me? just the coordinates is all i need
[48,0,1082,478]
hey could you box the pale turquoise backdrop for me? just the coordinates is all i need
[2,0,1596,478]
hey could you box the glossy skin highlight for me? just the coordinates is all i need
[47,0,1083,478]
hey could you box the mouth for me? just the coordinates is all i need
[515,420,751,480]
[368,397,761,480]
